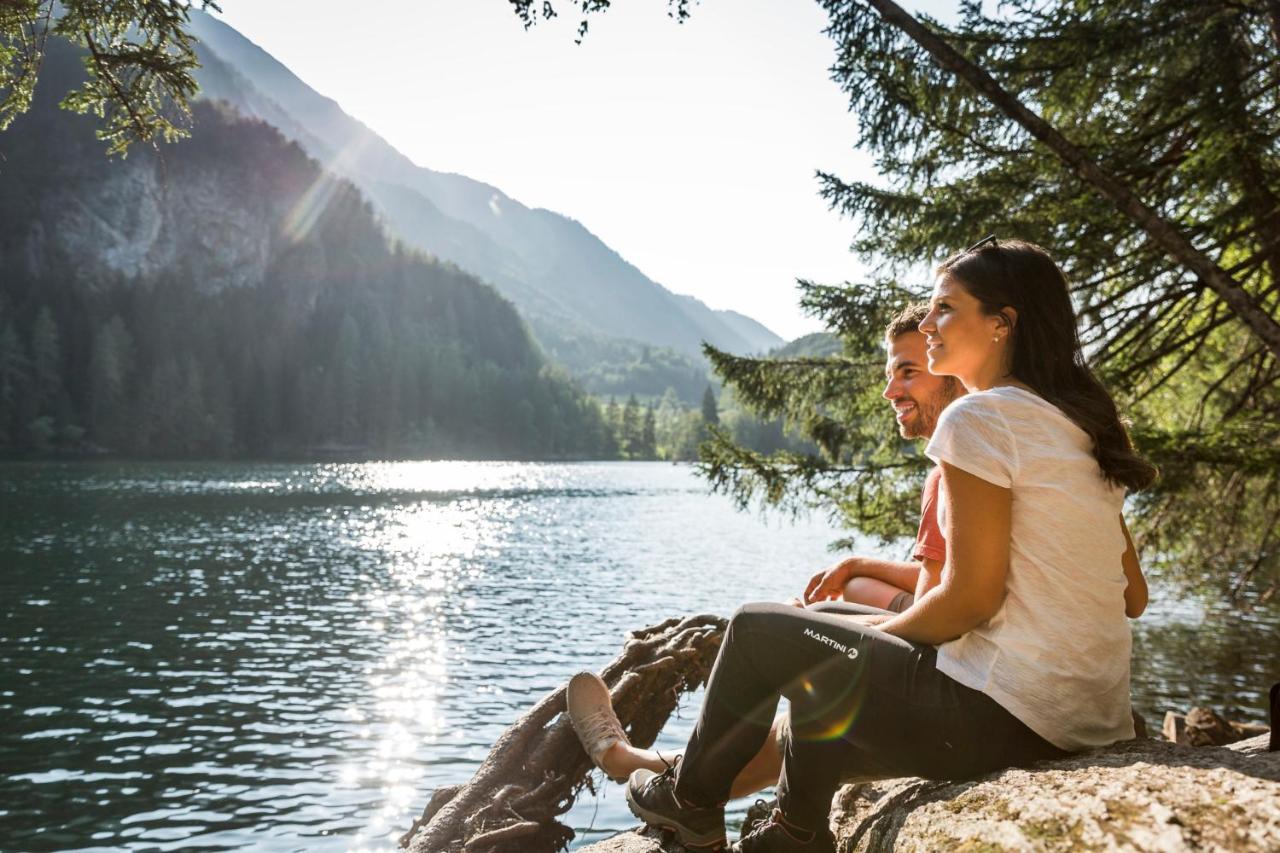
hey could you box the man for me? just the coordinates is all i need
[566,302,964,795]
[800,301,963,612]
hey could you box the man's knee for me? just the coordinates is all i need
[842,576,903,610]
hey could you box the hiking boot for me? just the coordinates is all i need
[731,808,835,853]
[567,672,629,781]
[625,765,727,850]
[740,797,778,839]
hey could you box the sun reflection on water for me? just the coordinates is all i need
[10,461,1270,852]
[326,459,576,498]
[335,486,525,849]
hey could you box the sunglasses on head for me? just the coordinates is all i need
[966,234,998,252]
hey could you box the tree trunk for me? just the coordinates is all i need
[399,614,727,853]
[861,0,1280,361]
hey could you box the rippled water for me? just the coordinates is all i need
[1,461,1276,851]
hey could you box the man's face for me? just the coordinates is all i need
[882,331,961,439]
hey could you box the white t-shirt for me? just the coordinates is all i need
[925,386,1134,752]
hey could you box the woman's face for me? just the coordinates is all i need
[919,274,1006,387]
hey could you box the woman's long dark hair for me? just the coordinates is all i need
[937,239,1157,491]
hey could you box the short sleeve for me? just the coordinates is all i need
[913,466,946,562]
[925,395,1018,488]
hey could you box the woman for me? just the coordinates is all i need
[623,238,1156,853]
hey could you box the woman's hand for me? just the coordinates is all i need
[803,558,857,604]
[846,613,890,628]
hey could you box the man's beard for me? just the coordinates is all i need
[900,377,963,440]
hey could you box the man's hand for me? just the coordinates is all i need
[803,558,858,605]
[847,613,891,628]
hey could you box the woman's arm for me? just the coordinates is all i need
[914,555,943,599]
[878,462,1011,645]
[1120,514,1147,618]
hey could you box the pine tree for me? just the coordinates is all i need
[621,394,640,458]
[700,385,719,426]
[202,353,234,455]
[29,307,62,415]
[333,314,363,445]
[176,356,207,453]
[0,322,29,447]
[142,359,184,453]
[514,0,1280,594]
[641,403,657,459]
[88,315,134,448]
[603,395,620,451]
[0,1,212,155]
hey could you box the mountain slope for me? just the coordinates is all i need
[0,38,611,458]
[716,309,792,354]
[769,332,842,358]
[184,11,784,359]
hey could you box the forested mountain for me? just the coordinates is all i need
[183,11,784,388]
[767,333,842,359]
[0,39,612,458]
[713,309,793,356]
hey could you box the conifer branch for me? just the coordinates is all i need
[847,0,1280,358]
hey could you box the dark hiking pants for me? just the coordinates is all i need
[672,602,1067,831]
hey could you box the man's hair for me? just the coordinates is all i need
[884,301,930,341]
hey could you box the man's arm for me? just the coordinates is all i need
[877,462,1011,645]
[803,556,921,604]
[844,556,922,593]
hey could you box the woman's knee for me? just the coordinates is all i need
[729,601,792,632]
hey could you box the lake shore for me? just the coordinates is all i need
[3,461,1277,850]
[579,734,1279,852]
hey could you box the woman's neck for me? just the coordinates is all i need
[961,360,1021,393]
[962,363,1029,394]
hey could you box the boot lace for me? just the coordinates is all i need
[577,707,625,757]
[741,809,812,845]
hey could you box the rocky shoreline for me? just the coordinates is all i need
[581,733,1278,852]
[397,610,1277,853]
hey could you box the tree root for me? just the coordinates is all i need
[400,613,727,853]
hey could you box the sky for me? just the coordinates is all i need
[211,0,957,342]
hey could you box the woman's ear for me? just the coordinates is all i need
[999,307,1018,333]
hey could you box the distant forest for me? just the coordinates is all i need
[0,39,815,463]
[0,249,615,459]
[0,72,615,458]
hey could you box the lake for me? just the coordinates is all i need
[1,461,1276,851]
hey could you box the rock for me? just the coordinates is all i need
[578,735,1279,852]
[1163,708,1270,747]
[1229,732,1275,757]
[38,154,275,295]
[1184,707,1243,746]
[1162,710,1186,744]
[574,829,674,853]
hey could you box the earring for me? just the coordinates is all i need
[992,335,1000,342]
